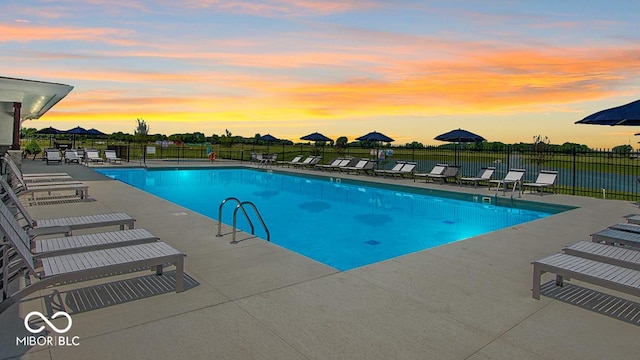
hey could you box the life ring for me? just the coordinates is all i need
[208,152,217,161]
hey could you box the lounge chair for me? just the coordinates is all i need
[489,168,526,196]
[626,215,640,225]
[591,228,640,247]
[292,156,317,168]
[105,149,122,164]
[315,158,344,171]
[523,170,557,195]
[429,165,459,183]
[85,149,104,165]
[374,161,405,177]
[340,158,371,174]
[44,149,62,165]
[1,178,134,236]
[0,207,186,314]
[75,148,85,161]
[377,162,416,178]
[609,222,640,234]
[0,200,155,258]
[3,154,73,182]
[413,163,448,182]
[531,252,640,300]
[64,150,81,164]
[458,167,495,188]
[563,241,640,271]
[278,155,303,167]
[9,174,89,202]
[327,158,352,171]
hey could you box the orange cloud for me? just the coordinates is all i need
[0,24,136,46]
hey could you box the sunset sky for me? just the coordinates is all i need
[2,1,640,148]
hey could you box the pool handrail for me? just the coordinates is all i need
[216,197,255,237]
[231,201,270,244]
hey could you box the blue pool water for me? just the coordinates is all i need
[96,168,558,270]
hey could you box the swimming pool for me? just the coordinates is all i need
[96,167,565,270]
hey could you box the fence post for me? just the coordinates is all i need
[572,149,576,196]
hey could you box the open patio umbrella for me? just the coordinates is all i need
[356,131,394,169]
[87,128,106,136]
[356,131,394,143]
[300,132,332,142]
[575,99,640,126]
[435,128,486,165]
[258,134,279,154]
[64,126,89,148]
[301,132,333,159]
[87,128,107,146]
[36,126,62,147]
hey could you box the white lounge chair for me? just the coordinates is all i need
[292,156,316,168]
[278,155,303,167]
[85,149,104,165]
[105,149,122,164]
[489,168,526,197]
[374,161,405,177]
[413,163,448,182]
[1,178,134,236]
[425,165,459,183]
[523,170,557,195]
[0,207,186,314]
[64,150,81,164]
[458,167,495,188]
[316,158,344,171]
[3,154,73,182]
[44,149,62,165]
[340,159,370,174]
[327,158,352,171]
[376,162,416,178]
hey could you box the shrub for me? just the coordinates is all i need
[24,139,42,160]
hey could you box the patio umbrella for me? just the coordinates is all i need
[300,132,332,142]
[434,128,486,165]
[36,126,62,147]
[87,128,106,136]
[575,99,640,126]
[301,132,333,159]
[355,131,394,143]
[64,126,89,148]
[258,134,279,154]
[87,128,107,146]
[356,131,394,169]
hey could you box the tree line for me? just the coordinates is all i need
[21,126,609,152]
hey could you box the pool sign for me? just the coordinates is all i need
[16,311,80,347]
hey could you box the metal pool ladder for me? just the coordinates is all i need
[216,197,270,243]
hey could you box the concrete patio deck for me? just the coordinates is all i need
[1,158,639,360]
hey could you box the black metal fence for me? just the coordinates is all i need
[118,143,640,201]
